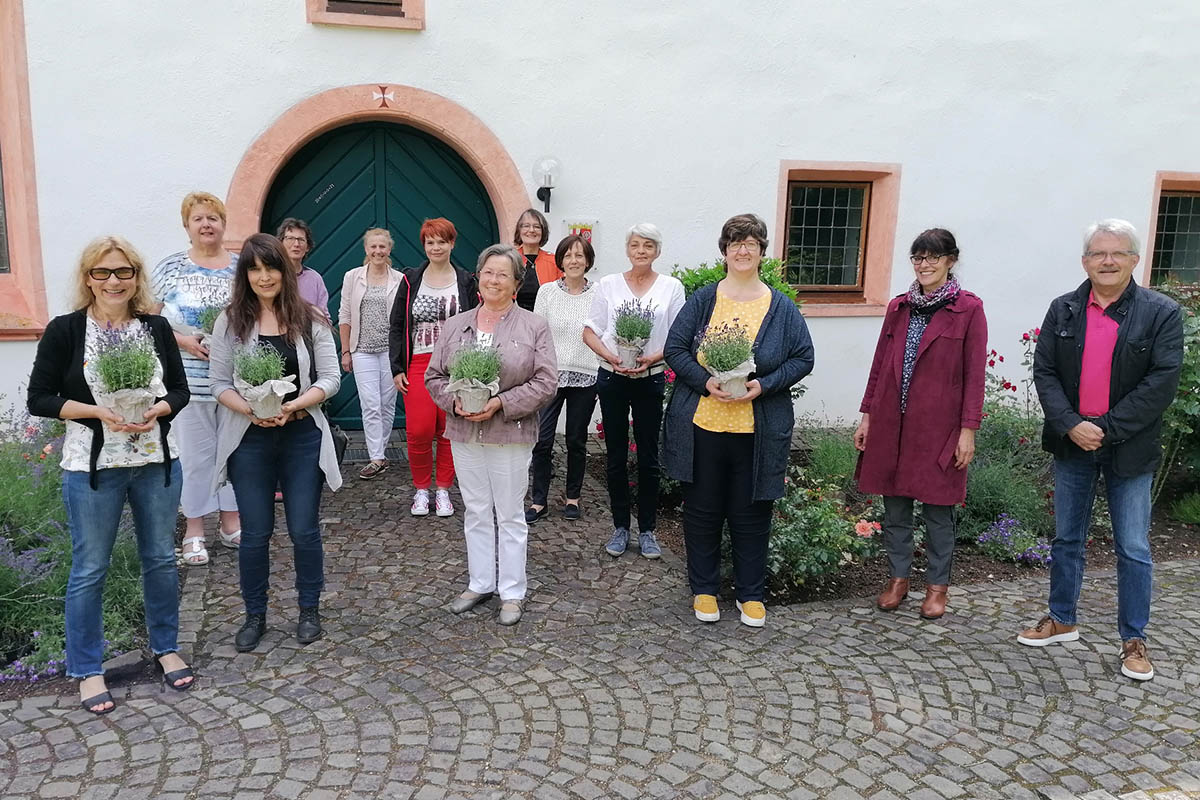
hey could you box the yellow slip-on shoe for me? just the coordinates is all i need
[736,600,766,628]
[693,594,720,623]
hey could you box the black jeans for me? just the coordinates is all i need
[682,426,774,601]
[530,385,598,506]
[595,368,665,531]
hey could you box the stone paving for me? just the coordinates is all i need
[2,455,1200,800]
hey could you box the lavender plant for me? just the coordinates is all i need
[613,299,655,342]
[699,321,753,372]
[449,342,502,384]
[233,342,287,386]
[196,305,222,335]
[92,323,157,392]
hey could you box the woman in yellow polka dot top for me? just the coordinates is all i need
[663,214,814,628]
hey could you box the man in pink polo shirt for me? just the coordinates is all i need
[1017,219,1183,682]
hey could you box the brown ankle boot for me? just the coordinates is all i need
[920,584,948,619]
[876,578,909,611]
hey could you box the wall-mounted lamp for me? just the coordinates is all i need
[532,156,562,213]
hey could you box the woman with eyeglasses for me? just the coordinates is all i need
[513,208,559,311]
[277,217,330,320]
[150,191,242,566]
[853,228,987,620]
[28,236,193,714]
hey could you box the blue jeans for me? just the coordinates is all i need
[595,368,665,531]
[62,460,183,678]
[228,416,325,615]
[1048,450,1153,641]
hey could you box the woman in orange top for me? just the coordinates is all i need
[513,208,558,311]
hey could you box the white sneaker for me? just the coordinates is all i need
[411,489,430,516]
[435,489,454,517]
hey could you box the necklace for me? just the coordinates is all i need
[478,304,512,325]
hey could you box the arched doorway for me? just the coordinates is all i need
[262,121,500,429]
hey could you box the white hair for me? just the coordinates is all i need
[1083,219,1141,255]
[625,222,663,252]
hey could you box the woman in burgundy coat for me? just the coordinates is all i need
[853,229,987,619]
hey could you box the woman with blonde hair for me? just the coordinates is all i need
[151,191,241,565]
[339,227,409,479]
[28,236,193,714]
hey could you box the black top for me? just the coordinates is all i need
[27,310,190,488]
[516,255,540,312]
[388,261,478,377]
[1034,279,1184,477]
[259,335,301,404]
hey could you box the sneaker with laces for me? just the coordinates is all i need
[1017,615,1080,646]
[411,489,430,516]
[736,600,766,628]
[435,489,454,517]
[638,530,662,559]
[1120,639,1154,681]
[605,527,629,557]
[693,594,720,623]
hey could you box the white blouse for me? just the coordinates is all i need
[584,272,686,368]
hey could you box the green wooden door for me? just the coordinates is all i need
[261,122,499,429]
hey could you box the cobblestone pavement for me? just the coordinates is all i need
[3,460,1200,800]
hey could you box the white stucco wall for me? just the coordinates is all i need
[4,0,1200,418]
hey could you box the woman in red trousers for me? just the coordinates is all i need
[388,218,478,517]
[853,228,987,620]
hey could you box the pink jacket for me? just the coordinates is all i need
[337,265,408,352]
[425,306,558,445]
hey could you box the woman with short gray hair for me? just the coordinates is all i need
[425,243,558,626]
[583,222,685,559]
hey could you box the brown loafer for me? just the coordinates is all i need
[876,578,909,611]
[920,584,948,619]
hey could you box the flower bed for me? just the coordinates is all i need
[0,403,144,685]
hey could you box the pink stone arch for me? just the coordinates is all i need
[224,84,528,249]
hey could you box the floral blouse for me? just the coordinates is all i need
[60,317,178,471]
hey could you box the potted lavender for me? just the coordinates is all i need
[446,342,502,414]
[613,299,655,369]
[91,323,163,425]
[698,321,755,398]
[232,342,297,418]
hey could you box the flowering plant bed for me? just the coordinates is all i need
[0,406,145,693]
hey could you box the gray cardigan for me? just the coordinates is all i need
[663,283,814,502]
[207,313,343,493]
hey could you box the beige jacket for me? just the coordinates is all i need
[426,306,558,445]
[337,265,406,352]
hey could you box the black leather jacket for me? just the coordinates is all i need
[1034,279,1183,476]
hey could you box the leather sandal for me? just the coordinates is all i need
[80,690,115,715]
[157,654,195,692]
[218,528,241,549]
[180,536,209,566]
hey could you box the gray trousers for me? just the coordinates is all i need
[883,496,956,585]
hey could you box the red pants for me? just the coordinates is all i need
[404,352,455,489]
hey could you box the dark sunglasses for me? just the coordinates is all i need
[88,267,137,280]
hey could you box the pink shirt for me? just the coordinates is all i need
[1078,292,1121,416]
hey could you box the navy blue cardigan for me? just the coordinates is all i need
[27,311,189,488]
[663,283,814,501]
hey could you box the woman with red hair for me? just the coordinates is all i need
[389,218,478,517]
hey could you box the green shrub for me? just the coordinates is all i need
[802,428,859,488]
[234,342,287,386]
[672,258,799,301]
[1170,491,1200,524]
[1150,282,1200,502]
[767,471,870,596]
[448,342,502,383]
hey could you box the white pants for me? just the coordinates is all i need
[175,400,238,518]
[352,350,397,461]
[455,442,532,601]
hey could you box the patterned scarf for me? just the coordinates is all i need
[900,277,961,412]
